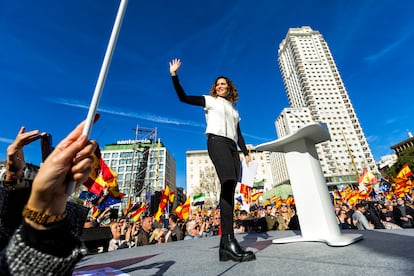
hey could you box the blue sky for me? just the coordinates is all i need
[1,0,413,189]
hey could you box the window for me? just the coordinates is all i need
[120,152,133,158]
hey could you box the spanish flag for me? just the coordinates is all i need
[154,186,170,221]
[251,191,263,202]
[358,168,378,185]
[131,203,146,222]
[274,197,282,209]
[169,190,176,204]
[175,197,190,220]
[286,195,295,206]
[84,148,123,199]
[123,196,133,216]
[397,164,413,179]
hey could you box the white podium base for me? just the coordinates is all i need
[272,233,363,247]
[256,122,364,247]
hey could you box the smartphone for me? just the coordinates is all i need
[40,133,54,162]
[109,208,119,220]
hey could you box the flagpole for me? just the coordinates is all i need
[342,130,360,179]
[67,0,128,195]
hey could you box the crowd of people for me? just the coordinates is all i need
[334,197,414,230]
[80,194,414,254]
[1,119,414,274]
[1,58,414,273]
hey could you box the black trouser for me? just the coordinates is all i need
[207,134,241,235]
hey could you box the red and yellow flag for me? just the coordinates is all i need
[396,164,413,179]
[251,191,263,202]
[175,197,190,220]
[123,196,133,216]
[154,186,170,221]
[358,168,378,186]
[131,203,146,222]
[393,164,413,197]
[274,197,282,209]
[348,190,360,207]
[84,148,123,199]
[286,195,295,206]
[169,190,176,204]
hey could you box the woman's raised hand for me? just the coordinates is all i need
[169,58,181,76]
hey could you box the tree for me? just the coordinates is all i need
[192,166,220,208]
[386,147,414,179]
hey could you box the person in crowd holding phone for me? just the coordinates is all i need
[0,127,46,250]
[0,117,98,275]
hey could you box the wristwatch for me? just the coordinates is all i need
[22,205,66,226]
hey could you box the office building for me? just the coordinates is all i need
[390,130,414,157]
[101,130,176,206]
[276,26,378,187]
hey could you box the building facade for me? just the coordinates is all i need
[0,161,39,185]
[186,145,274,206]
[377,154,398,175]
[101,138,176,207]
[390,131,414,157]
[276,26,378,187]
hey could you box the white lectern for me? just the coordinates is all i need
[256,122,363,246]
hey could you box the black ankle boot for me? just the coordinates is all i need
[219,234,256,262]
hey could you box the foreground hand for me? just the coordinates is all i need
[169,58,181,76]
[6,127,46,178]
[27,118,98,217]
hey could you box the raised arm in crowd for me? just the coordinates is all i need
[0,117,98,275]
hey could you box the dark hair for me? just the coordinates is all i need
[169,213,178,223]
[209,76,239,104]
[355,203,365,209]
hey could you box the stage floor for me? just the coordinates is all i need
[74,229,414,276]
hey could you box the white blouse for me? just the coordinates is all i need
[203,95,240,143]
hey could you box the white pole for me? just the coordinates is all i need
[67,0,128,195]
[83,0,128,138]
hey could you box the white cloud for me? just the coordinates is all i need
[365,33,412,62]
[0,137,14,144]
[48,97,204,128]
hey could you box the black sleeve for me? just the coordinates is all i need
[172,75,205,107]
[236,123,249,156]
[0,187,31,251]
[20,219,77,258]
[19,202,89,258]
